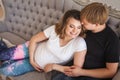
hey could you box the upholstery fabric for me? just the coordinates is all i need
[0,0,120,80]
[0,32,26,44]
[2,0,81,41]
[107,17,120,38]
[113,69,120,80]
[0,0,82,80]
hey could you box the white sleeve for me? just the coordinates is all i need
[43,25,55,38]
[75,37,87,52]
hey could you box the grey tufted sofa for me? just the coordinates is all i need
[0,0,120,80]
[0,0,82,45]
[0,0,82,80]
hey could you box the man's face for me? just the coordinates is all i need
[81,19,96,31]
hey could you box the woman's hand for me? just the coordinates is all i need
[44,63,71,73]
[30,60,43,72]
[44,63,54,72]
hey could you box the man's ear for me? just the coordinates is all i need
[0,0,5,21]
[95,23,100,27]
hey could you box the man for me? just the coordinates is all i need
[52,2,119,80]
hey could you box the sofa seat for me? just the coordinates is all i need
[11,71,52,80]
[0,32,26,44]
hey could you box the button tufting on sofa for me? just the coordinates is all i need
[0,0,82,79]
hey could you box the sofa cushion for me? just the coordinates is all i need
[12,71,52,80]
[1,37,15,47]
[107,17,120,37]
[0,32,26,45]
[107,17,120,26]
[116,22,120,39]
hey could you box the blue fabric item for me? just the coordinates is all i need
[0,42,34,76]
[52,73,103,80]
[0,46,16,60]
[0,59,35,76]
[52,73,73,80]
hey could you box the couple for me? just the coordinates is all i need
[0,2,119,80]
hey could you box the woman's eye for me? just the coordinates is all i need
[70,25,74,28]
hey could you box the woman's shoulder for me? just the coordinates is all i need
[75,36,85,41]
[43,25,57,37]
[73,37,86,44]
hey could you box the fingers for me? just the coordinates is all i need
[44,64,53,72]
[64,66,76,76]
[64,68,72,76]
[34,66,43,72]
[65,71,73,77]
[70,66,76,69]
[31,62,43,72]
[64,67,72,72]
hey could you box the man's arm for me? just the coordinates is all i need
[65,62,118,78]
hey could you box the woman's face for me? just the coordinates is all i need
[65,17,82,39]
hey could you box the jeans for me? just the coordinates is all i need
[52,73,73,80]
[52,73,110,80]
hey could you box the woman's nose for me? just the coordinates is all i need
[73,28,77,32]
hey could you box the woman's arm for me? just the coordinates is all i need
[44,50,87,73]
[29,32,48,71]
[73,50,87,68]
[44,63,70,73]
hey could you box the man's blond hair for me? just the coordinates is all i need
[80,2,109,25]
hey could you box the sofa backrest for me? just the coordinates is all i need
[2,0,82,40]
[1,0,120,41]
[107,17,120,39]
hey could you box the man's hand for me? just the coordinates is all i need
[64,66,82,77]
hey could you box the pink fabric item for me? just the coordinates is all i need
[12,41,29,60]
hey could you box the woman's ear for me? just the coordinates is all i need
[0,0,5,21]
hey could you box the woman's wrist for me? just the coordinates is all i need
[52,63,56,70]
[52,64,64,72]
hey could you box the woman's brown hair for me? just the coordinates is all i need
[55,9,85,39]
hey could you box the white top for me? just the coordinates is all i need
[35,25,87,69]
